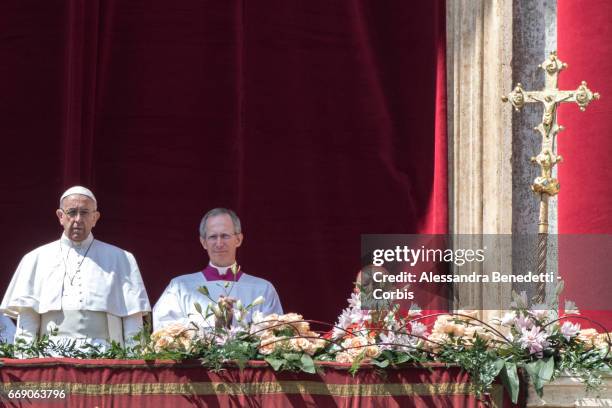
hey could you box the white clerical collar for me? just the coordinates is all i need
[209,262,237,276]
[60,232,94,248]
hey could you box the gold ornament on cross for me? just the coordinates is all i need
[502,51,600,301]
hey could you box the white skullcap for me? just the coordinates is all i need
[59,186,97,207]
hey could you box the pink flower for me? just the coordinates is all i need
[335,351,353,364]
[348,308,371,326]
[514,314,534,332]
[529,304,550,321]
[560,321,580,341]
[518,326,549,357]
[150,323,196,352]
[347,292,361,309]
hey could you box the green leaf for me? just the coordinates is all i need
[372,358,390,368]
[349,351,366,376]
[300,353,316,374]
[524,361,543,396]
[198,286,210,297]
[194,302,202,314]
[274,328,297,338]
[541,357,555,382]
[492,358,505,377]
[525,357,555,397]
[395,353,411,365]
[265,356,284,371]
[283,353,301,362]
[500,362,520,404]
[554,279,565,298]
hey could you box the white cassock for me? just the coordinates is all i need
[152,270,283,331]
[0,233,151,351]
[0,315,15,344]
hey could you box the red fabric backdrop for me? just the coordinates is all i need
[0,1,447,323]
[558,0,612,329]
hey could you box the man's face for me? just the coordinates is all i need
[56,194,100,242]
[200,214,243,267]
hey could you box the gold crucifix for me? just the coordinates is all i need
[502,51,599,301]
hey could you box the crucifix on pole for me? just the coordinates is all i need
[502,51,599,302]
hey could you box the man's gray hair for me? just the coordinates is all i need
[199,208,242,238]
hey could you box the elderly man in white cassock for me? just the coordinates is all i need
[0,186,151,351]
[153,208,283,331]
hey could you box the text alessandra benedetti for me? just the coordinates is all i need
[372,271,555,283]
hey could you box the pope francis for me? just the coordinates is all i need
[0,186,151,351]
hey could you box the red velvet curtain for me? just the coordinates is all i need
[558,0,612,329]
[0,1,447,323]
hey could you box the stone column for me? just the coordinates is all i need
[446,0,513,320]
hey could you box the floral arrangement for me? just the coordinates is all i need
[316,280,610,402]
[0,275,609,404]
[251,312,326,356]
[149,323,196,353]
[144,274,609,402]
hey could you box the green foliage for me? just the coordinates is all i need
[0,334,117,359]
[199,336,259,371]
[371,349,427,370]
[436,338,503,399]
[499,361,519,403]
[348,351,366,376]
[273,327,298,337]
[524,356,554,397]
[555,340,611,392]
[264,351,316,374]
[194,302,203,315]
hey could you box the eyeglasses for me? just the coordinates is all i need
[205,233,237,243]
[61,208,95,218]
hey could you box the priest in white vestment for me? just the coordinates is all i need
[0,186,151,351]
[153,208,283,331]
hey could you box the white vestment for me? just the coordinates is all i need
[152,271,283,331]
[0,315,15,344]
[1,234,151,349]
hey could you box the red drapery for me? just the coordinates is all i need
[0,359,516,408]
[0,1,447,322]
[557,0,612,329]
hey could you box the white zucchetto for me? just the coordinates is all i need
[60,186,97,207]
